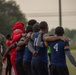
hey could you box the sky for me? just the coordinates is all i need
[6,0,76,30]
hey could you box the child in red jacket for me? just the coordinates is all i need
[10,22,25,75]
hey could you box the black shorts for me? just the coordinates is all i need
[51,64,69,75]
[23,60,31,75]
[15,60,25,75]
[31,60,48,75]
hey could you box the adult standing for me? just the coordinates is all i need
[6,34,12,75]
[44,26,76,75]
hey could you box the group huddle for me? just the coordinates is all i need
[2,19,76,75]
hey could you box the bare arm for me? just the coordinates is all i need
[3,43,16,57]
[43,35,69,42]
[17,37,29,47]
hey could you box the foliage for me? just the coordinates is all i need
[0,0,27,36]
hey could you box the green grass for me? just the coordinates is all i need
[70,45,76,50]
[66,50,76,75]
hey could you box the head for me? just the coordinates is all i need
[33,23,40,32]
[28,19,37,26]
[12,21,25,33]
[26,25,33,33]
[55,26,64,36]
[6,34,11,40]
[39,21,48,32]
[13,29,22,34]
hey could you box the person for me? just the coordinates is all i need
[2,33,29,75]
[47,34,54,62]
[6,34,12,75]
[0,33,7,75]
[10,22,25,75]
[28,19,37,26]
[35,21,65,75]
[3,21,25,75]
[15,35,26,75]
[16,25,33,75]
[47,46,51,74]
[6,34,12,46]
[44,26,76,75]
[29,21,48,75]
[16,19,39,75]
[47,46,51,61]
[25,19,39,75]
[47,34,54,74]
[23,25,33,75]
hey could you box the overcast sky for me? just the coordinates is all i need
[7,0,76,30]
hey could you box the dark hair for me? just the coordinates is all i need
[39,21,48,30]
[6,34,11,39]
[33,23,40,32]
[26,25,33,33]
[28,19,37,26]
[55,26,64,36]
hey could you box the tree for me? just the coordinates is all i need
[0,0,27,35]
[48,28,55,35]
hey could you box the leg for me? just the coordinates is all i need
[10,55,18,75]
[31,60,39,75]
[23,61,31,75]
[38,61,48,75]
[15,60,25,75]
[50,64,58,75]
[57,66,69,75]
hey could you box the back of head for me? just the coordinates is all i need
[28,19,37,26]
[39,21,48,32]
[26,25,33,33]
[33,23,40,32]
[6,34,11,40]
[55,26,64,36]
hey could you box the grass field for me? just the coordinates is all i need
[0,50,76,75]
[66,50,76,75]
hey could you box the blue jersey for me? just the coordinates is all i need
[48,40,70,66]
[32,32,48,64]
[33,32,39,51]
[23,40,32,62]
[16,36,26,61]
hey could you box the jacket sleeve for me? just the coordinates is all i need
[65,50,76,67]
[28,40,35,53]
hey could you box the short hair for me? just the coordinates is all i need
[6,34,11,39]
[26,25,33,33]
[39,21,48,30]
[33,23,40,32]
[28,19,37,26]
[55,26,64,36]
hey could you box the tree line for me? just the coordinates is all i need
[0,0,76,44]
[0,0,27,36]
